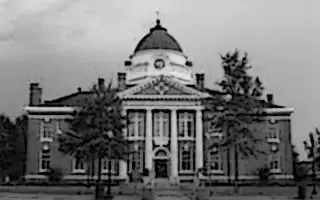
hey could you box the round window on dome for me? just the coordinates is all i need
[154,59,165,69]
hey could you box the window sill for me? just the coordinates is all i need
[126,136,145,140]
[270,169,281,173]
[40,138,53,143]
[267,138,280,144]
[102,170,116,174]
[178,137,195,141]
[179,170,195,174]
[72,170,86,174]
[208,170,224,174]
[38,169,49,174]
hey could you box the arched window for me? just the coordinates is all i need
[128,143,144,173]
[179,143,194,172]
[207,145,222,173]
[39,144,51,172]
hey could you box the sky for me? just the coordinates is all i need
[0,0,318,160]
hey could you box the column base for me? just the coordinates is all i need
[169,176,180,186]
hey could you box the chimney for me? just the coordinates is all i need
[98,77,105,90]
[195,73,204,89]
[118,72,126,91]
[29,83,42,106]
[77,87,82,92]
[267,94,274,104]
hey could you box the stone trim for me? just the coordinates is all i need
[25,106,294,115]
[117,75,211,99]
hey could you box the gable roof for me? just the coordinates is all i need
[117,75,211,99]
[39,78,285,109]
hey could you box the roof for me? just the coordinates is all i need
[41,86,285,109]
[134,19,182,53]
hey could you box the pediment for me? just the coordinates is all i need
[118,75,210,100]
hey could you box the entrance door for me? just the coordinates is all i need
[155,159,168,178]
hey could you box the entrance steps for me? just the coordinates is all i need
[153,178,179,190]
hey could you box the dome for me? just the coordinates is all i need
[134,19,183,53]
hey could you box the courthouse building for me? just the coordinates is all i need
[24,19,294,183]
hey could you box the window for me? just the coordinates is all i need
[267,127,280,143]
[207,147,223,173]
[128,144,144,173]
[56,120,63,135]
[182,150,191,170]
[40,120,55,142]
[179,143,194,172]
[73,157,85,173]
[39,144,51,172]
[102,159,118,174]
[153,112,169,138]
[269,153,281,173]
[178,112,195,138]
[127,112,145,139]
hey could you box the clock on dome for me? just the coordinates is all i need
[154,59,165,69]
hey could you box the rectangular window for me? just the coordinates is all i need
[72,157,85,173]
[39,145,51,172]
[207,148,223,174]
[128,144,144,173]
[40,150,51,172]
[153,111,169,138]
[178,112,195,139]
[127,112,145,139]
[179,142,195,173]
[269,153,281,173]
[40,121,54,142]
[267,127,280,143]
[102,159,118,174]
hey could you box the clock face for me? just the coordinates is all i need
[154,59,165,69]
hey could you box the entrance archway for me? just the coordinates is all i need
[153,148,170,178]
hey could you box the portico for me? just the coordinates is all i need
[118,99,206,181]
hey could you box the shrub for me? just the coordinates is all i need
[46,167,64,184]
[256,166,270,186]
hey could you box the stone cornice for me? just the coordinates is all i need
[117,75,211,99]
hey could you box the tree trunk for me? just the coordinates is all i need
[226,127,231,185]
[234,145,239,193]
[95,156,102,200]
[106,158,112,196]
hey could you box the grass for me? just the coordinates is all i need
[0,184,319,198]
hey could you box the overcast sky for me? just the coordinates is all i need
[0,0,318,160]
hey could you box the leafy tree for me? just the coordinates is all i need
[291,144,300,181]
[13,114,28,179]
[0,114,16,181]
[206,49,266,192]
[303,128,320,195]
[58,80,130,199]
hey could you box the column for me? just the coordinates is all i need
[171,109,178,180]
[120,108,128,179]
[196,109,203,170]
[145,108,153,172]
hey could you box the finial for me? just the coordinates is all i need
[156,10,160,25]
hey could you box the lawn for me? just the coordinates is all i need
[0,185,319,200]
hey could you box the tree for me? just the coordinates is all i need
[303,128,320,196]
[0,114,16,182]
[14,114,28,179]
[58,80,130,200]
[206,49,266,192]
[292,144,300,182]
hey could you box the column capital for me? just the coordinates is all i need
[195,107,205,112]
[146,107,153,112]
